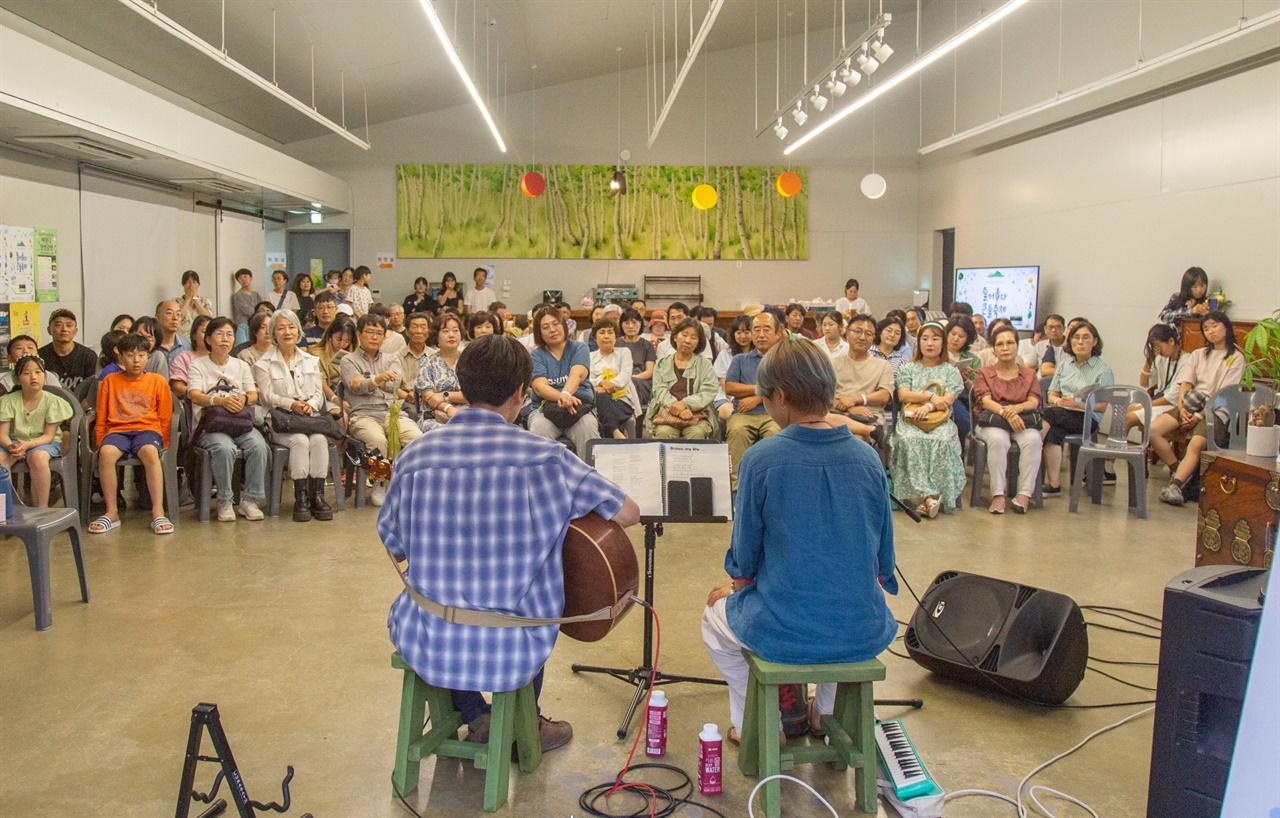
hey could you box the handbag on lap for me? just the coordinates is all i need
[901,382,952,433]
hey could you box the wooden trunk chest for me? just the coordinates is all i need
[1196,449,1280,569]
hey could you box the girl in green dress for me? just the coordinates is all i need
[0,355,74,507]
[889,323,966,517]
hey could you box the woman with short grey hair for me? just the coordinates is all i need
[702,337,898,743]
[253,309,334,522]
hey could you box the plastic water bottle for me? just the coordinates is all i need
[698,722,723,796]
[645,690,668,757]
[0,466,12,520]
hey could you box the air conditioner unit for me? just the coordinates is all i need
[14,135,145,162]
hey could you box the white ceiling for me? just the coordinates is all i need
[0,0,913,146]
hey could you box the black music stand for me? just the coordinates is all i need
[575,439,730,738]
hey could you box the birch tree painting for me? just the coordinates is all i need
[396,164,808,260]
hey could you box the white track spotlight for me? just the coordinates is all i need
[872,38,894,62]
[773,117,789,140]
[839,58,862,88]
[792,101,809,126]
[825,71,847,98]
[857,45,880,75]
[809,85,828,112]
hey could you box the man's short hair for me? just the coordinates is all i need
[697,305,718,321]
[48,308,77,326]
[949,301,974,316]
[668,301,690,314]
[756,338,836,415]
[6,335,37,355]
[234,267,253,281]
[490,301,507,311]
[784,303,806,317]
[761,308,785,330]
[473,266,488,277]
[368,302,392,319]
[847,313,876,332]
[457,335,532,407]
[407,311,432,327]
[356,314,387,334]
[1045,314,1066,326]
[315,290,338,306]
[115,332,150,355]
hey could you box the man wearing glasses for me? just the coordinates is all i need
[339,314,422,506]
[828,314,893,445]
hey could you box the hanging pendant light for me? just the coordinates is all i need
[521,171,545,197]
[692,183,718,210]
[776,171,802,198]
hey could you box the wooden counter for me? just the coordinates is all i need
[1196,448,1278,570]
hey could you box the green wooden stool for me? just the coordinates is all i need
[391,652,542,812]
[738,651,885,817]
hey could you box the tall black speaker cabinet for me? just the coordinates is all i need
[1147,566,1266,818]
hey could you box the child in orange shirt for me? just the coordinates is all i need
[92,333,173,534]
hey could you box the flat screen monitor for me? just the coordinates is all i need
[954,266,1040,331]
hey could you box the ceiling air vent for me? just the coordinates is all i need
[171,177,255,194]
[14,135,145,161]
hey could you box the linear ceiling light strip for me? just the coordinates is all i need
[418,0,507,152]
[648,0,726,148]
[784,0,1030,155]
[115,0,370,150]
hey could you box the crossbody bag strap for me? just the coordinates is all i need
[386,551,626,628]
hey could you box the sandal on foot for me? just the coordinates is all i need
[727,726,740,745]
[89,516,121,534]
[151,516,174,535]
[808,697,826,737]
[924,497,942,518]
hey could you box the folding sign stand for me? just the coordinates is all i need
[575,440,731,738]
[175,703,312,818]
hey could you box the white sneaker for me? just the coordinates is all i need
[217,499,236,522]
[237,498,265,521]
[370,481,387,507]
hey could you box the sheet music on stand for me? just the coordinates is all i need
[590,441,732,521]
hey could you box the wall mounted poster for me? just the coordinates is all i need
[0,225,36,302]
[0,303,11,365]
[397,164,808,260]
[34,228,58,302]
[9,303,39,345]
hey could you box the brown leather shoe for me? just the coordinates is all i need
[464,713,491,744]
[537,715,573,752]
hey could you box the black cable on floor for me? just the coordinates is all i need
[1086,665,1158,693]
[1089,656,1159,667]
[1081,604,1161,625]
[1083,620,1162,639]
[391,774,426,818]
[1082,609,1163,631]
[579,763,728,818]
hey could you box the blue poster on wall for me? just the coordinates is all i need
[954,266,1040,331]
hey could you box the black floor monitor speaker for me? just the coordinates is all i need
[904,570,1088,704]
[1147,566,1265,818]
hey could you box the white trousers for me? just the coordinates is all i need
[527,410,600,460]
[975,425,1043,498]
[701,597,835,734]
[278,431,330,480]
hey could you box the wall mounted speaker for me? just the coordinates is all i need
[904,570,1088,704]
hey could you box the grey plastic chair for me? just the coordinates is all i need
[8,385,82,512]
[78,390,182,528]
[1070,386,1151,519]
[968,432,1045,509]
[266,438,345,518]
[9,490,87,630]
[186,398,277,522]
[1206,384,1277,452]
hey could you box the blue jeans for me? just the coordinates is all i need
[451,668,544,723]
[953,399,971,442]
[201,429,268,501]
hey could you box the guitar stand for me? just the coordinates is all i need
[573,520,727,739]
[176,703,312,818]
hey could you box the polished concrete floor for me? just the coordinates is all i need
[0,467,1189,817]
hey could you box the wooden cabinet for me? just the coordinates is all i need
[1196,449,1279,569]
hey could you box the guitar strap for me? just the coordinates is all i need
[386,551,629,628]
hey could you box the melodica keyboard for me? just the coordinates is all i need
[874,718,936,800]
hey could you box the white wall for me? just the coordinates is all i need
[918,61,1280,382]
[285,33,926,315]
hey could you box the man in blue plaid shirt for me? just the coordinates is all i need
[379,335,640,752]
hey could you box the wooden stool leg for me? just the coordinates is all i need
[514,683,542,774]
[739,668,761,775]
[826,684,855,772]
[759,682,783,818]
[483,692,516,812]
[852,681,877,813]
[392,667,428,797]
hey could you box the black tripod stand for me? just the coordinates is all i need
[573,519,728,738]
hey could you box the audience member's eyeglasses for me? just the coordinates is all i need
[211,330,236,339]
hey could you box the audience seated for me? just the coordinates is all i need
[169,316,212,400]
[305,291,339,346]
[1041,320,1114,494]
[292,271,316,327]
[903,307,924,351]
[154,300,191,365]
[130,316,170,380]
[528,306,599,459]
[1154,311,1244,506]
[714,314,755,426]
[0,355,74,508]
[341,314,423,504]
[237,311,274,367]
[944,315,979,441]
[618,308,657,411]
[314,317,355,390]
[397,312,434,404]
[90,332,172,535]
[1035,314,1067,377]
[0,336,63,394]
[187,317,269,522]
[870,316,911,375]
[1130,323,1183,431]
[369,303,406,356]
[467,310,502,345]
[889,322,966,518]
[645,310,669,349]
[647,319,719,440]
[39,308,97,395]
[827,315,892,445]
[253,310,335,523]
[973,325,1044,514]
[414,311,466,433]
[725,312,784,492]
[402,276,434,317]
[589,320,636,439]
[783,303,817,340]
[814,310,848,360]
[969,314,989,353]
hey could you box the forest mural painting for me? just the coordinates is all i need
[396,164,808,260]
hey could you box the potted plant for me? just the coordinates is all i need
[1242,309,1280,457]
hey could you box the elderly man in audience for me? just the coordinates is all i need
[703,338,897,744]
[378,335,640,754]
[725,311,784,492]
[1036,314,1068,377]
[397,312,435,404]
[827,314,893,445]
[973,325,1044,514]
[340,313,422,505]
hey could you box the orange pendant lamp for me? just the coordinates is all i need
[521,171,546,198]
[775,171,802,198]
